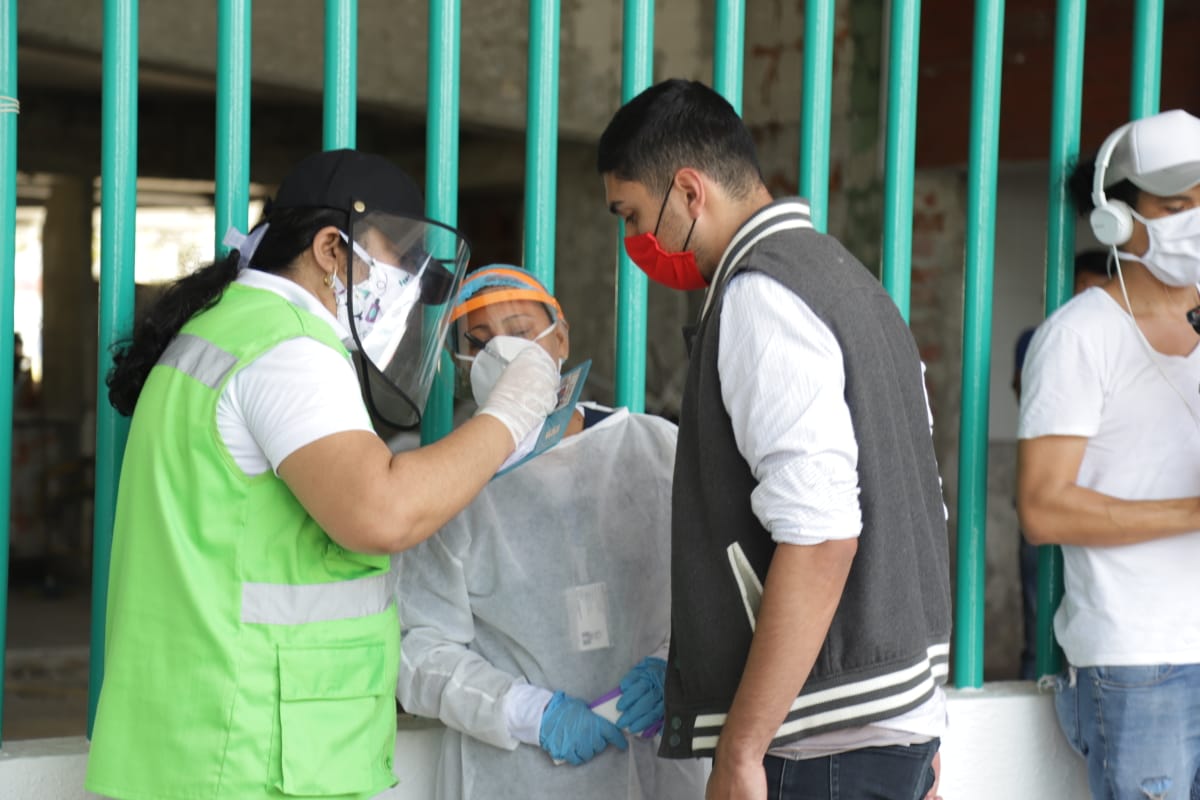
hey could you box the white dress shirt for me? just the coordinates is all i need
[717,270,945,757]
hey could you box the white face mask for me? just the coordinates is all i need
[459,322,557,407]
[1118,207,1200,287]
[334,237,421,364]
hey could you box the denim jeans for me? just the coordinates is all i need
[1054,663,1200,799]
[763,739,938,800]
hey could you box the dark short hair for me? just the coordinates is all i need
[1067,154,1139,216]
[597,79,763,197]
[1073,249,1109,278]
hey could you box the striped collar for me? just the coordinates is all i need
[699,198,814,322]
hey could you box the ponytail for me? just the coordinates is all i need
[106,252,241,416]
[106,207,349,416]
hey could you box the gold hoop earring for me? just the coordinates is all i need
[323,272,334,288]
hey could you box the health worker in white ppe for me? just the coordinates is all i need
[1018,109,1200,799]
[394,266,707,800]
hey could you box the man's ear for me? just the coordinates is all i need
[673,168,707,220]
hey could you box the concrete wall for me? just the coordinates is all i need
[0,686,1091,799]
[17,0,711,143]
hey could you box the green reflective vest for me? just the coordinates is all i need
[86,284,400,800]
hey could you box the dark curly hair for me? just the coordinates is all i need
[106,206,348,416]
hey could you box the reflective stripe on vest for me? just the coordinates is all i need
[159,333,239,389]
[241,572,393,625]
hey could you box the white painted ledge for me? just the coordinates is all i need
[0,736,101,799]
[940,681,1090,799]
[0,684,1090,799]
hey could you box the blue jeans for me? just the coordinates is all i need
[1055,664,1200,799]
[763,739,938,800]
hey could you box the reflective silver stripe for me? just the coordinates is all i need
[241,572,393,625]
[158,333,239,389]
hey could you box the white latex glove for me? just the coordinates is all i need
[475,344,559,448]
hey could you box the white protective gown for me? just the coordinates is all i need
[395,407,707,800]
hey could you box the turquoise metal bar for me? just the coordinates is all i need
[523,0,561,291]
[215,0,251,256]
[90,0,139,735]
[614,0,653,413]
[1129,0,1162,119]
[324,0,358,149]
[1035,534,1066,680]
[954,0,1005,689]
[713,0,745,114]
[1035,0,1086,679]
[0,0,17,747]
[880,0,921,320]
[798,0,835,233]
[421,0,461,444]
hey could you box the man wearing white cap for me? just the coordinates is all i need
[1018,109,1200,799]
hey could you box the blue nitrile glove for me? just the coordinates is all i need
[539,691,628,765]
[616,656,667,736]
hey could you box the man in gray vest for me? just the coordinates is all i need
[596,78,950,800]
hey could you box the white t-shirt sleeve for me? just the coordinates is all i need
[717,272,862,545]
[217,337,376,475]
[1018,319,1104,440]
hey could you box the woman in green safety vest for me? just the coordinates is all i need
[84,149,560,800]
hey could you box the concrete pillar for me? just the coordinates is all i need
[39,174,97,569]
[40,174,96,425]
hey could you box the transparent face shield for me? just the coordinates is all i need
[344,210,470,430]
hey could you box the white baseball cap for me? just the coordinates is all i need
[1105,109,1200,196]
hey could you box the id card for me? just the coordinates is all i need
[565,581,610,652]
[494,359,591,478]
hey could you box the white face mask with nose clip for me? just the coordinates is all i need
[461,322,559,409]
[462,322,560,472]
[1117,206,1200,287]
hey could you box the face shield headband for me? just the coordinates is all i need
[343,208,470,432]
[446,268,563,356]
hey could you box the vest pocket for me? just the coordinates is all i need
[275,642,395,796]
[726,542,763,632]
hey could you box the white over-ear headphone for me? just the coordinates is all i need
[1089,122,1136,246]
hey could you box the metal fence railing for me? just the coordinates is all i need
[0,0,1169,745]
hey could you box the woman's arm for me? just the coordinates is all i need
[280,342,559,554]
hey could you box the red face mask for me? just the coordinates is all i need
[623,186,709,291]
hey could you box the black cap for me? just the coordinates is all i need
[273,149,424,218]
